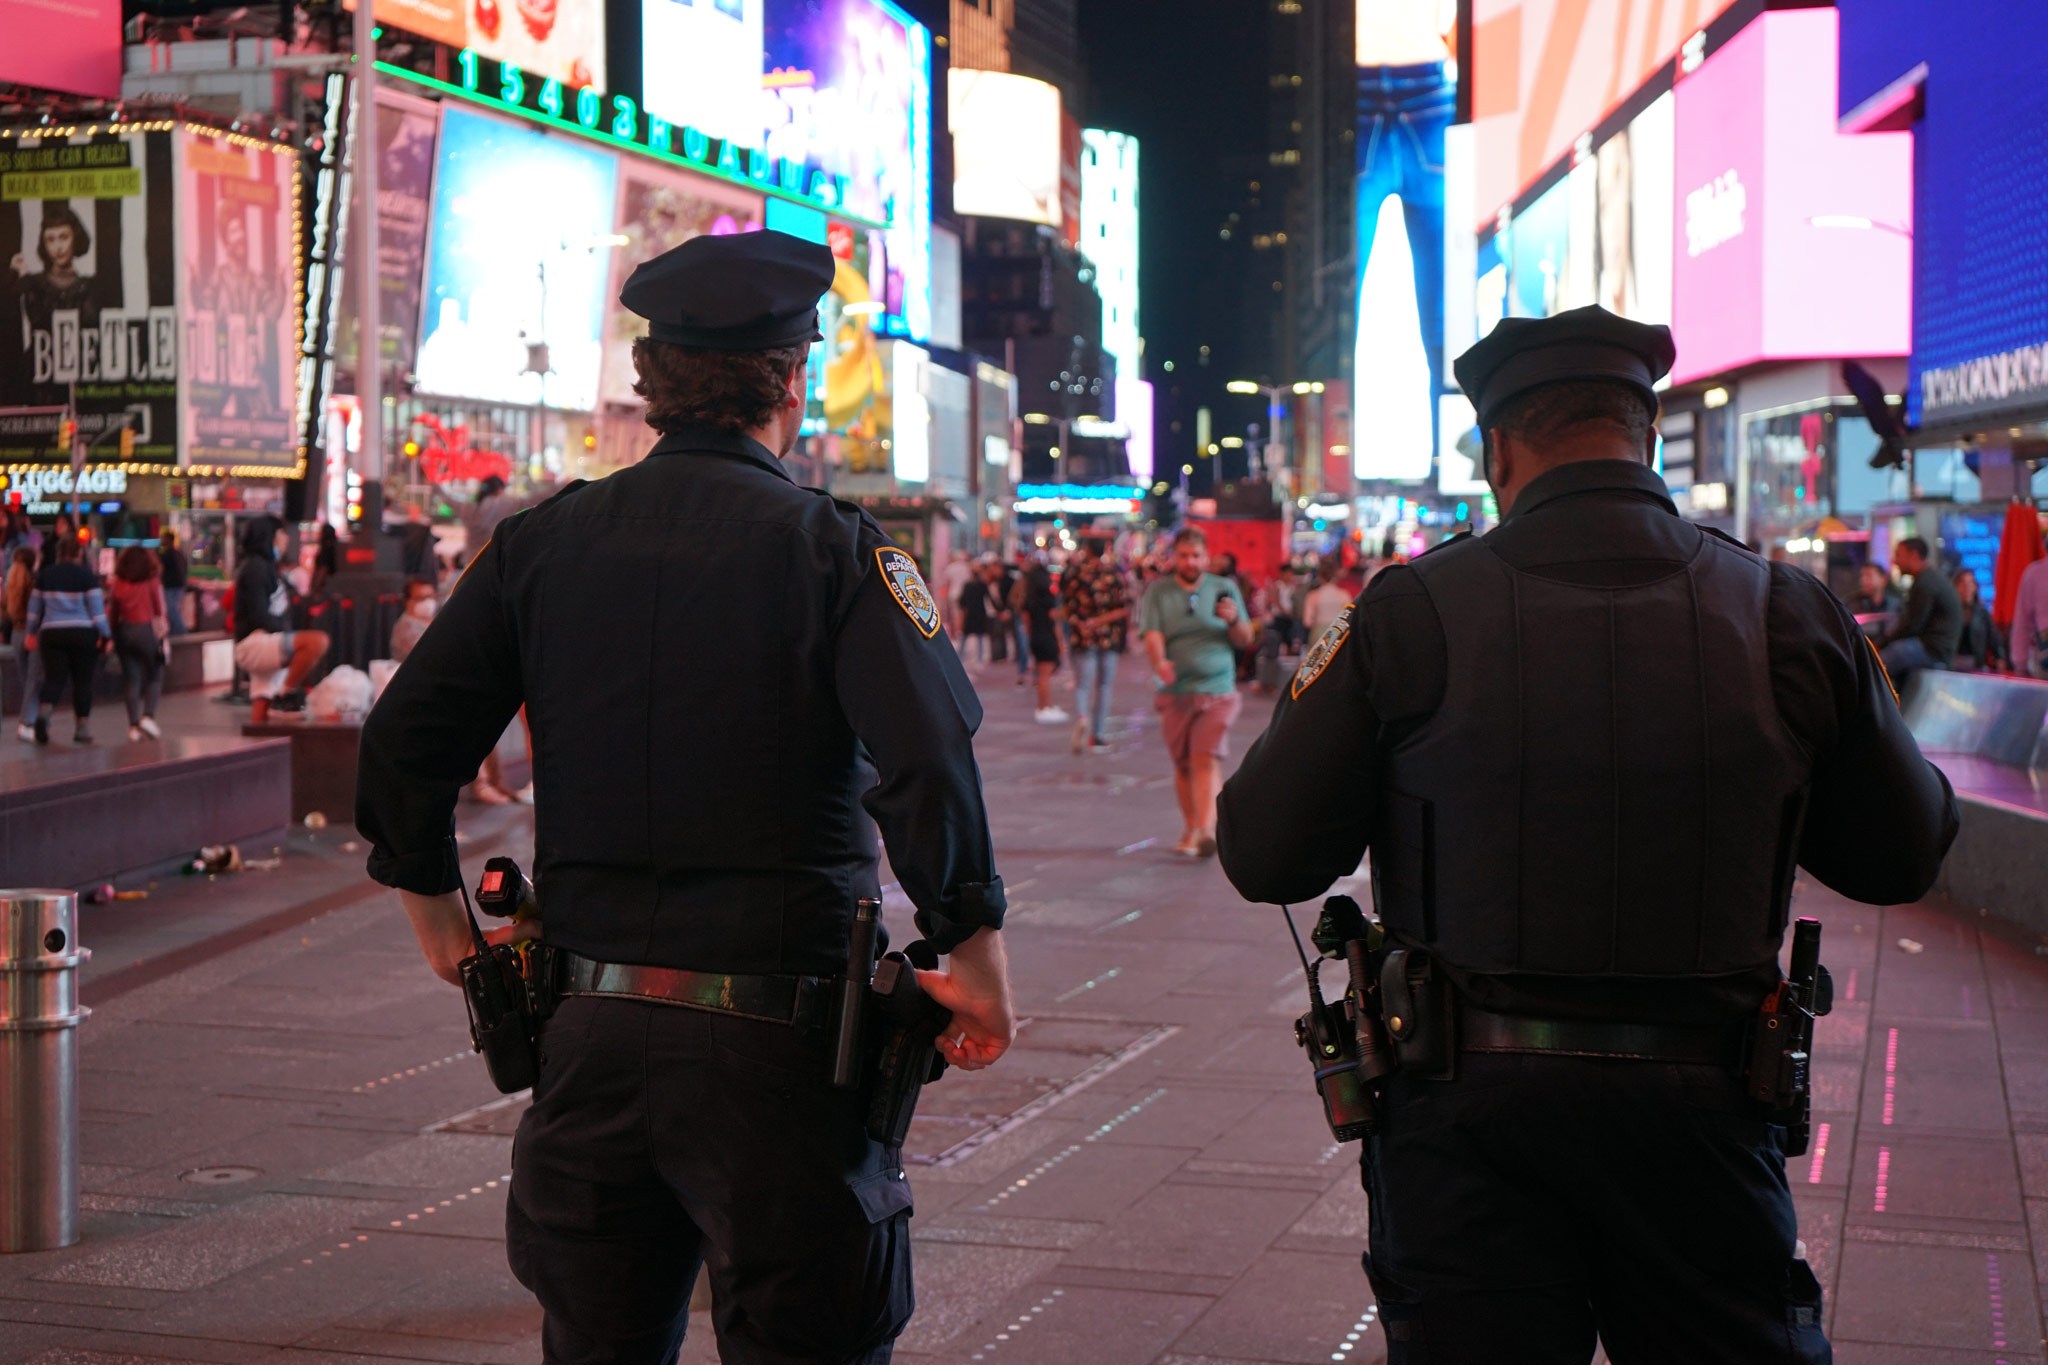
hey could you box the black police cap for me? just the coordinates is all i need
[620,229,835,351]
[1453,305,1676,427]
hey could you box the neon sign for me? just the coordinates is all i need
[379,53,865,224]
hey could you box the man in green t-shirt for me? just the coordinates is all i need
[1138,526,1258,856]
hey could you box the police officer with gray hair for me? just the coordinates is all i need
[358,229,1015,1363]
[1218,305,1957,1362]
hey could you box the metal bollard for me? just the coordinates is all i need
[0,890,89,1252]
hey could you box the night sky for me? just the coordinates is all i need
[1077,0,1269,482]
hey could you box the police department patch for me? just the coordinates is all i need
[1291,606,1353,700]
[876,547,942,638]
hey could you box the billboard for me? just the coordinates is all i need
[1838,0,2048,430]
[350,0,603,89]
[1081,129,1141,374]
[949,70,1062,229]
[415,105,620,412]
[1669,8,1911,386]
[1469,0,1739,225]
[642,0,765,149]
[0,129,180,466]
[0,0,121,101]
[762,0,931,341]
[178,129,302,470]
[338,89,440,383]
[1351,2,1454,482]
[600,166,762,406]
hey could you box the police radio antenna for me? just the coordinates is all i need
[1280,904,1316,976]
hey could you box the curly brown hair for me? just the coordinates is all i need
[631,337,809,435]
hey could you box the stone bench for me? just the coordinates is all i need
[1902,670,2048,934]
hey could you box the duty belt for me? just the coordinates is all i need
[558,951,827,1027]
[1457,1005,1744,1065]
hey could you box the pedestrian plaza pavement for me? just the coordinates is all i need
[0,660,2041,1363]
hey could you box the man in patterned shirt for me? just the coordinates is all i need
[1060,534,1132,754]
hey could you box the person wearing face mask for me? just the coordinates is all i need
[388,577,439,663]
[355,230,1014,1365]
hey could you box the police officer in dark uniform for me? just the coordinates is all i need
[356,230,1015,1364]
[1217,306,1957,1363]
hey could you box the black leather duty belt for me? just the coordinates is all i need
[1458,1005,1743,1065]
[558,952,826,1027]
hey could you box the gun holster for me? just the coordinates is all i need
[1380,948,1457,1082]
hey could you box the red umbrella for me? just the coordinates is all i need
[1993,499,2045,632]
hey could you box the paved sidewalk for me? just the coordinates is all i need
[0,659,2039,1362]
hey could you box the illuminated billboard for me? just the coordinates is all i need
[1469,0,1738,225]
[1351,1,1454,482]
[600,165,762,407]
[949,70,1063,229]
[177,129,303,470]
[0,0,120,100]
[350,0,604,89]
[1669,8,1911,386]
[415,105,620,411]
[1081,129,1141,373]
[762,0,931,341]
[641,0,765,150]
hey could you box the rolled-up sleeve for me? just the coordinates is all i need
[833,528,1004,951]
[356,524,526,894]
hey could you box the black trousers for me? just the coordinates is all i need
[508,996,914,1365]
[37,628,101,718]
[1361,1054,1830,1364]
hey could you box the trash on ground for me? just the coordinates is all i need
[1897,938,1925,954]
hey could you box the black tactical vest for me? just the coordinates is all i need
[1370,530,1811,981]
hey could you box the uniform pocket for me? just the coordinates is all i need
[850,1165,914,1224]
[709,1014,828,1086]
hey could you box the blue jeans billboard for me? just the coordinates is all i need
[1355,61,1454,459]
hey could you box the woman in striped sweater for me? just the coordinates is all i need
[24,536,110,744]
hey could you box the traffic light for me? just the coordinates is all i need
[119,426,135,459]
[56,418,75,450]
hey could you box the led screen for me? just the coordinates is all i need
[642,0,765,149]
[1837,0,2048,429]
[1081,129,1141,373]
[599,164,761,407]
[352,0,604,88]
[1469,0,1738,226]
[416,105,619,411]
[1351,0,1455,483]
[949,69,1063,229]
[0,0,120,100]
[1669,8,1911,386]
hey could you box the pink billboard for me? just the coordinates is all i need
[1669,7,1912,385]
[0,0,122,100]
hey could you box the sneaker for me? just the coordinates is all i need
[513,783,536,805]
[33,717,48,745]
[270,690,307,713]
[73,726,92,745]
[138,716,161,739]
[1034,706,1070,724]
[15,722,32,743]
[129,726,145,743]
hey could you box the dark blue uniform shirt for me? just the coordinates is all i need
[357,425,1005,976]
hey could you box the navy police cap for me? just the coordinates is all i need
[620,229,835,351]
[1452,305,1676,427]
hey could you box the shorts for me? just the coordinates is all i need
[1155,689,1242,768]
[232,630,298,699]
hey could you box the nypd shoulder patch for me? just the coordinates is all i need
[876,547,942,639]
[1291,605,1354,700]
